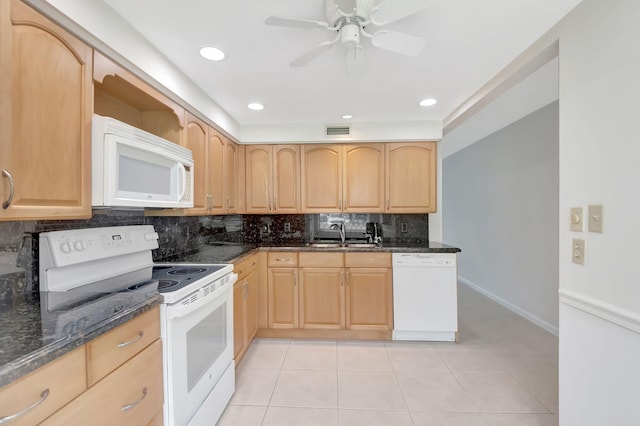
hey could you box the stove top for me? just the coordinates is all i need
[151,265,227,294]
[152,263,235,304]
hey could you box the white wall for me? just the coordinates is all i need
[442,102,560,332]
[557,0,640,423]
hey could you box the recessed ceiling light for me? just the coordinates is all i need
[342,114,353,119]
[419,98,438,107]
[248,103,264,111]
[200,47,225,61]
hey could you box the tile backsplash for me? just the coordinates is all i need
[0,211,429,297]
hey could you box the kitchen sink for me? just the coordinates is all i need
[306,241,381,248]
[345,243,380,248]
[306,242,344,248]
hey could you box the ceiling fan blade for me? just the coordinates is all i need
[265,16,329,30]
[345,45,365,77]
[371,30,426,56]
[291,38,339,67]
[370,0,431,25]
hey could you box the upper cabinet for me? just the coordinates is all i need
[183,113,208,215]
[246,145,300,214]
[93,51,184,144]
[207,127,226,214]
[385,142,437,213]
[0,0,92,220]
[301,144,385,213]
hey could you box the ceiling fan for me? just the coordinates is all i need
[265,0,431,76]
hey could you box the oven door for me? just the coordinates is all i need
[161,279,234,426]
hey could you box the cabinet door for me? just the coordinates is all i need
[299,268,345,329]
[267,268,298,328]
[225,139,239,214]
[233,281,245,360]
[344,144,385,212]
[346,268,393,330]
[207,127,226,213]
[245,145,272,213]
[273,145,300,213]
[244,269,258,343]
[385,142,437,213]
[1,0,92,220]
[301,145,342,212]
[183,114,208,214]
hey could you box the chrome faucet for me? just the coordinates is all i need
[330,222,346,244]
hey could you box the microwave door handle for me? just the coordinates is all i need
[177,163,187,201]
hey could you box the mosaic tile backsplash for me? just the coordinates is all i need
[0,211,428,297]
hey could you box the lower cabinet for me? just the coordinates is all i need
[266,251,393,334]
[232,253,259,363]
[0,307,163,426]
[267,252,299,328]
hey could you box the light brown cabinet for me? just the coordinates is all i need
[267,252,299,328]
[0,347,86,425]
[1,307,163,425]
[183,113,209,214]
[301,144,385,213]
[207,126,226,214]
[233,253,259,363]
[385,142,437,212]
[344,253,393,331]
[0,0,92,220]
[266,251,392,333]
[245,145,300,213]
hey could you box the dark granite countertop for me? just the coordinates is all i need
[168,240,460,264]
[0,288,159,389]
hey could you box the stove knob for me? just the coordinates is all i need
[60,242,72,253]
[73,240,86,251]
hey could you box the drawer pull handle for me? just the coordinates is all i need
[249,262,256,267]
[0,388,49,423]
[275,258,290,262]
[117,331,144,348]
[2,169,14,210]
[121,387,147,412]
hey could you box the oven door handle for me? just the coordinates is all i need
[165,274,236,320]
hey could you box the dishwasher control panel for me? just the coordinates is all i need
[392,253,456,267]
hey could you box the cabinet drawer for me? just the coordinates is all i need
[234,254,258,279]
[299,252,344,267]
[267,252,298,267]
[0,347,86,426]
[43,340,163,426]
[86,307,160,386]
[345,252,391,267]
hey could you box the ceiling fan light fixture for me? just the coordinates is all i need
[199,46,225,61]
[248,102,265,111]
[419,98,437,107]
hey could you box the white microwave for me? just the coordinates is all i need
[92,115,194,209]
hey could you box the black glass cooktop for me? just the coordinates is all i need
[151,265,227,293]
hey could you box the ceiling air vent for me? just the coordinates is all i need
[325,125,351,137]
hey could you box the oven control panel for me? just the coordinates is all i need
[40,225,159,268]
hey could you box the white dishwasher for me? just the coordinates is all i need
[392,253,458,342]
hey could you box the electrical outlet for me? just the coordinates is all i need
[284,222,291,233]
[588,204,603,233]
[572,238,585,265]
[570,207,583,232]
[401,222,408,233]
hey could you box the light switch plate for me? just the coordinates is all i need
[570,207,583,232]
[572,238,585,265]
[588,205,603,233]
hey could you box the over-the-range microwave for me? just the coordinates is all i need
[92,115,194,209]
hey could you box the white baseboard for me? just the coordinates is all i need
[459,276,559,336]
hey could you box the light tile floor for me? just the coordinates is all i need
[218,285,559,426]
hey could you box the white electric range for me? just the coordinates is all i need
[39,225,237,426]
